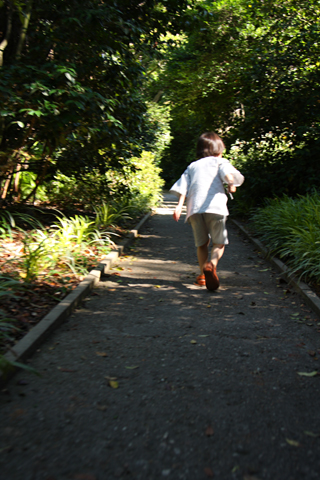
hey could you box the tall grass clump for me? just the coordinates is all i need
[2,208,121,282]
[0,211,16,239]
[252,192,320,283]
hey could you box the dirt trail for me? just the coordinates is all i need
[1,193,320,480]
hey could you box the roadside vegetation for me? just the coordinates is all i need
[251,193,320,285]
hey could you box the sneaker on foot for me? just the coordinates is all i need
[195,274,206,286]
[203,262,219,291]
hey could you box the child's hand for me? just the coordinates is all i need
[173,205,182,222]
[228,184,236,193]
[173,194,185,221]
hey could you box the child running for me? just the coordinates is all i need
[170,131,244,291]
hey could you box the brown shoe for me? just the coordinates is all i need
[203,262,219,291]
[195,274,206,286]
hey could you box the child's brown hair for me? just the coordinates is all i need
[196,132,225,159]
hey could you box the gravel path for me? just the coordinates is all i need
[1,193,320,480]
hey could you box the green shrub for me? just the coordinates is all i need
[117,151,165,211]
[44,151,164,213]
[229,131,320,213]
[252,193,320,283]
[45,172,110,209]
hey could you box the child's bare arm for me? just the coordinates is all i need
[173,194,186,222]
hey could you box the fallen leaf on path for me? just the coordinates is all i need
[125,366,139,370]
[205,426,214,436]
[263,292,270,295]
[304,431,320,437]
[97,405,108,411]
[308,351,316,357]
[73,474,96,480]
[198,335,209,337]
[286,438,300,447]
[105,376,117,380]
[11,409,26,418]
[0,446,13,453]
[204,467,214,477]
[190,340,197,344]
[96,352,108,357]
[109,380,119,389]
[297,371,318,377]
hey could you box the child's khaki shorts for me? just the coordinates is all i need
[189,213,229,247]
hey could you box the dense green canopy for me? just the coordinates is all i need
[155,0,320,206]
[0,0,192,202]
[1,0,320,208]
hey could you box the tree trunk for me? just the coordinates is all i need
[0,2,13,67]
[16,0,33,60]
[13,163,22,201]
[0,165,14,200]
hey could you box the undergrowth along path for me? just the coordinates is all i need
[1,193,320,480]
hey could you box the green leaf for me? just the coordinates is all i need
[65,72,76,84]
[286,438,300,447]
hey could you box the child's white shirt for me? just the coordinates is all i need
[170,156,244,222]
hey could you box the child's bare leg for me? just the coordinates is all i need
[197,240,210,274]
[210,244,225,268]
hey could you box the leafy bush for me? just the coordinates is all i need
[124,151,165,211]
[252,193,320,283]
[45,172,110,210]
[229,130,320,214]
[44,150,164,213]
